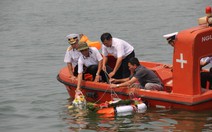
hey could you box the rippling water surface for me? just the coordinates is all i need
[0,0,212,131]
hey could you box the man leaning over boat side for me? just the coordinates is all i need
[110,57,163,91]
[64,33,82,80]
[76,42,112,91]
[100,33,135,79]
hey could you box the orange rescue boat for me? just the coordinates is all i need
[57,8,212,111]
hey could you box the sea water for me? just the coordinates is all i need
[0,0,212,131]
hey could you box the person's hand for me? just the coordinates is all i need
[75,88,82,96]
[94,75,100,82]
[163,64,173,72]
[70,76,76,80]
[102,65,106,71]
[110,78,116,83]
[75,89,82,94]
[75,89,83,98]
[163,64,172,68]
[109,71,115,78]
[110,84,117,88]
[69,73,76,80]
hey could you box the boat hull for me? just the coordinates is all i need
[58,23,212,111]
[57,65,212,111]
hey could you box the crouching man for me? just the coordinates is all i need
[110,57,163,91]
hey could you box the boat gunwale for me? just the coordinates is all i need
[57,75,212,106]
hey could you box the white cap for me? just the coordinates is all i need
[66,34,79,39]
[163,32,178,39]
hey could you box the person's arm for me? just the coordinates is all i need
[77,73,83,91]
[76,57,84,90]
[67,63,75,78]
[109,57,123,78]
[200,61,209,68]
[111,77,138,88]
[110,77,130,84]
[94,60,103,82]
[200,57,210,69]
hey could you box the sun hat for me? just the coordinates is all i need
[77,42,89,51]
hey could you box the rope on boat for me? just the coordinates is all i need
[92,70,141,104]
[93,70,121,104]
[127,86,141,99]
[104,70,121,100]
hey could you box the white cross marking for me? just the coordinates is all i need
[176,53,187,69]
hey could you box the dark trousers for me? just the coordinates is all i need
[113,51,135,79]
[85,65,112,83]
[201,68,212,89]
[73,65,78,76]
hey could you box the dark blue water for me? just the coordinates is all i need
[0,0,211,131]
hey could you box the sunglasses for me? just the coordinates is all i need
[68,37,78,41]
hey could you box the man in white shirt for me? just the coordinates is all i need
[64,34,82,79]
[200,57,212,68]
[200,57,212,89]
[100,33,135,79]
[76,42,112,91]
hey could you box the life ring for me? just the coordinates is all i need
[80,35,101,50]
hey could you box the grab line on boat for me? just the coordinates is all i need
[57,75,212,106]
